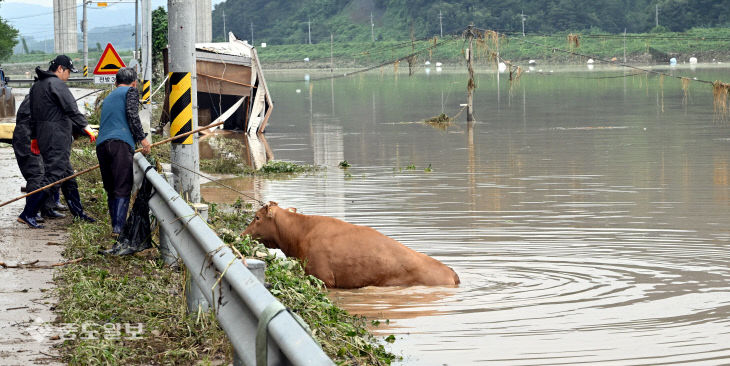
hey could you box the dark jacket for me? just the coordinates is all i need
[29,67,88,141]
[29,67,88,189]
[12,94,45,191]
[12,94,32,159]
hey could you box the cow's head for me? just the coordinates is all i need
[243,201,281,248]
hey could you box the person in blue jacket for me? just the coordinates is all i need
[96,67,151,236]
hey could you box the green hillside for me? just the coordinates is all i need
[212,0,730,45]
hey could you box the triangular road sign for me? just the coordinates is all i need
[93,43,126,75]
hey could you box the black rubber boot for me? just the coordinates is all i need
[41,207,66,219]
[112,197,129,235]
[107,197,117,236]
[35,212,45,223]
[65,187,96,223]
[53,190,68,211]
[17,192,47,229]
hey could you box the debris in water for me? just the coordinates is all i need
[425,113,451,123]
[713,80,730,122]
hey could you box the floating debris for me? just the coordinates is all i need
[425,113,451,123]
[424,114,453,130]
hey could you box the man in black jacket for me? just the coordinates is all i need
[23,55,96,226]
[13,95,67,229]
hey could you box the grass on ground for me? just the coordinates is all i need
[55,140,396,365]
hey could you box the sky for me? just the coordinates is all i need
[1,0,225,41]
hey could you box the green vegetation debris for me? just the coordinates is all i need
[425,113,451,123]
[57,143,393,365]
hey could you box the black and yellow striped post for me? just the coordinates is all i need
[168,72,193,144]
[141,79,151,104]
[83,65,88,77]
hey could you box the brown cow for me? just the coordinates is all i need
[242,202,460,288]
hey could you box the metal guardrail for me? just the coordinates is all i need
[132,153,334,366]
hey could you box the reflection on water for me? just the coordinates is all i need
[199,131,273,203]
[203,66,730,365]
[329,286,458,324]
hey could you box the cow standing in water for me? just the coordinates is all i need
[242,202,460,288]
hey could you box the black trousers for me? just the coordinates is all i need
[96,140,134,199]
[14,149,61,211]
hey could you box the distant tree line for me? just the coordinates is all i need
[211,0,730,45]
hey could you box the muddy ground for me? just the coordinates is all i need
[0,86,100,365]
[0,146,67,365]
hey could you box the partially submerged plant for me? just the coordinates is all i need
[713,80,730,122]
[681,77,691,105]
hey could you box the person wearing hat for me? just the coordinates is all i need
[96,67,151,237]
[19,55,97,227]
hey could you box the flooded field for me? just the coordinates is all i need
[202,65,730,365]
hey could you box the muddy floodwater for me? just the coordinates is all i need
[202,65,730,365]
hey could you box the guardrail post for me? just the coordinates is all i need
[233,258,266,366]
[246,260,266,284]
[159,171,180,267]
[186,203,210,312]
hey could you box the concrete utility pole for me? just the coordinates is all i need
[196,0,212,42]
[370,12,374,42]
[167,0,200,204]
[169,0,207,320]
[135,0,139,60]
[330,33,334,72]
[439,10,443,38]
[250,22,254,45]
[655,4,659,27]
[222,8,226,40]
[308,17,311,44]
[521,10,527,36]
[53,0,77,54]
[82,0,88,76]
[140,0,152,138]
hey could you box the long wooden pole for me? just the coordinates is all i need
[0,120,224,209]
[1,95,245,209]
[466,25,475,122]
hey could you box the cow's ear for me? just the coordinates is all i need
[267,206,276,218]
[268,201,278,207]
[287,208,297,213]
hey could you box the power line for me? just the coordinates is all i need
[276,36,459,83]
[474,26,717,86]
